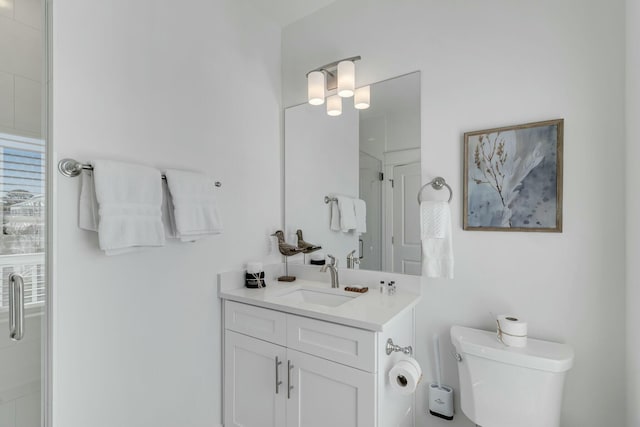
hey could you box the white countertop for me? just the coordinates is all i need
[219,279,421,332]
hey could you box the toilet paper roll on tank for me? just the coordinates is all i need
[496,314,528,347]
[388,357,422,395]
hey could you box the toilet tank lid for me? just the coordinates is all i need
[450,326,574,373]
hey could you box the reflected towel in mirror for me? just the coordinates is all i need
[329,195,357,232]
[354,198,367,233]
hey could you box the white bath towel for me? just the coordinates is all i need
[353,198,367,234]
[420,201,454,279]
[82,160,165,255]
[336,195,357,232]
[164,169,223,242]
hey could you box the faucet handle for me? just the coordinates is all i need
[327,254,337,267]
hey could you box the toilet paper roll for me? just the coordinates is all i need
[388,357,422,395]
[496,314,528,348]
[246,262,264,274]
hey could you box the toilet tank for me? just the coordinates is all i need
[450,326,574,427]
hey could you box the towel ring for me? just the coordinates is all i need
[417,177,452,204]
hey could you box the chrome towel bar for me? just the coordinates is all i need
[57,158,222,187]
[324,196,338,204]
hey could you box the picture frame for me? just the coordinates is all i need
[463,119,563,232]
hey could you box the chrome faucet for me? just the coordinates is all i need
[346,250,360,269]
[320,255,339,288]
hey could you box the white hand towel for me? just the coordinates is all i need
[92,160,165,255]
[161,180,177,239]
[330,199,341,231]
[420,201,454,279]
[79,171,98,232]
[336,196,357,232]
[420,201,448,239]
[354,198,367,233]
[164,169,223,242]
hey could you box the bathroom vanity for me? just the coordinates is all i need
[219,265,422,427]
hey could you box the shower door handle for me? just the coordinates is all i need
[9,273,25,341]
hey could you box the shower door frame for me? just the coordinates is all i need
[44,0,53,426]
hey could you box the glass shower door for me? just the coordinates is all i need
[0,0,47,426]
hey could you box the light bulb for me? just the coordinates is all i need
[326,95,342,116]
[354,86,370,109]
[337,61,355,98]
[307,71,325,105]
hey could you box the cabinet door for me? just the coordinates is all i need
[286,349,376,427]
[224,331,286,427]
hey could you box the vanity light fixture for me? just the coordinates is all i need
[337,60,355,97]
[307,71,325,105]
[354,85,371,109]
[306,56,370,115]
[326,94,342,116]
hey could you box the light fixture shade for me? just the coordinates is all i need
[326,94,342,116]
[337,61,355,98]
[307,71,325,105]
[354,86,371,109]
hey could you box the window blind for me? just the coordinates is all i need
[0,133,45,311]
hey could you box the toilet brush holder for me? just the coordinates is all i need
[428,383,454,420]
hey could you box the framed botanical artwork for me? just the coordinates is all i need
[463,119,563,232]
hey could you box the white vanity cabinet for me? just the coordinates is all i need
[224,330,286,427]
[223,299,415,427]
[286,348,375,427]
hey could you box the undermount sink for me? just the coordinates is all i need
[274,288,357,307]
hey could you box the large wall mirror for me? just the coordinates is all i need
[285,71,421,275]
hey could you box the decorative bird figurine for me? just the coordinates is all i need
[296,229,322,254]
[271,230,302,282]
[271,230,304,257]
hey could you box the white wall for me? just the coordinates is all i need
[51,1,281,426]
[0,0,43,138]
[626,0,640,425]
[283,1,627,426]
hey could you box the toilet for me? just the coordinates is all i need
[450,326,574,427]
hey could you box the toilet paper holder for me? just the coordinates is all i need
[386,338,413,356]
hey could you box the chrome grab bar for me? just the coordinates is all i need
[275,356,283,394]
[287,360,294,399]
[9,273,24,341]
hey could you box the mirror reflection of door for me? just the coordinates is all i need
[390,162,422,275]
[358,152,382,270]
[0,0,47,425]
